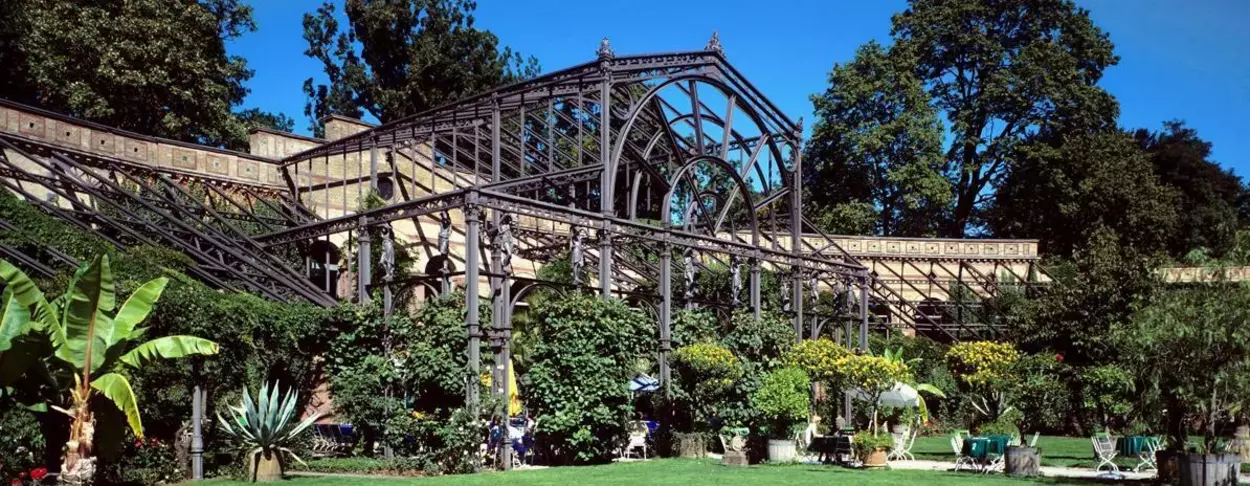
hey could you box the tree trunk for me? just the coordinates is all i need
[60,404,96,486]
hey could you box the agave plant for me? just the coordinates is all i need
[218,381,321,482]
[0,255,219,486]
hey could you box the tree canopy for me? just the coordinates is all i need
[301,0,540,136]
[1136,121,1244,259]
[0,0,287,151]
[805,42,949,236]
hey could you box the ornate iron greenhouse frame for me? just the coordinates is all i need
[0,35,1037,470]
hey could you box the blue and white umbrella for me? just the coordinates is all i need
[629,374,659,392]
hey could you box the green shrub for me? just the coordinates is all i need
[0,408,45,483]
[751,367,811,439]
[525,293,649,465]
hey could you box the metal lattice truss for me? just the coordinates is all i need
[0,43,1050,394]
[0,40,1053,467]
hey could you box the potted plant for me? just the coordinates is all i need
[1116,284,1250,486]
[218,381,321,482]
[751,367,811,463]
[852,431,893,468]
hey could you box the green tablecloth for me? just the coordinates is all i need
[962,437,990,459]
[986,434,1011,455]
[1118,436,1143,456]
[963,436,1010,460]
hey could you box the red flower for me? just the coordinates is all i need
[17,472,26,479]
[1055,354,1064,362]
[30,468,47,480]
[134,439,144,447]
[13,479,24,486]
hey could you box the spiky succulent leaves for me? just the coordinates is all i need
[217,381,321,459]
[91,373,143,438]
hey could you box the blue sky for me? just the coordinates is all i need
[231,0,1250,174]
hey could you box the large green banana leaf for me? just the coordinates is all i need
[110,278,168,347]
[0,260,56,331]
[91,373,142,438]
[1,291,30,353]
[57,256,116,375]
[119,336,218,368]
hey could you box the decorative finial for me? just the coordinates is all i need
[597,37,614,60]
[705,31,724,56]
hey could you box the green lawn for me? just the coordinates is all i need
[912,435,1144,470]
[202,459,1133,486]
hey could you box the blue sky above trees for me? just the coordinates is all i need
[229,0,1249,174]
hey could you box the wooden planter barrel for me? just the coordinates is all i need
[1179,453,1240,486]
[1005,446,1041,477]
[677,435,707,458]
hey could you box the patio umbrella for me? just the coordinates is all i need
[508,359,522,416]
[629,374,659,392]
[845,382,920,407]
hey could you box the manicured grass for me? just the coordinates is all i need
[201,458,1127,486]
[912,435,1145,470]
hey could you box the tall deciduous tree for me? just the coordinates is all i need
[302,0,539,136]
[1135,121,1243,258]
[989,130,1178,257]
[805,42,950,236]
[0,0,285,150]
[891,0,1121,236]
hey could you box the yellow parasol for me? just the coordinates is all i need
[508,359,522,417]
[480,360,523,417]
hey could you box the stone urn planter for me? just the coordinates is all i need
[251,451,283,482]
[1179,453,1240,486]
[861,447,889,468]
[1004,446,1041,477]
[766,439,798,463]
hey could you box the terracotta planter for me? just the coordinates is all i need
[861,447,888,468]
[766,439,798,463]
[252,451,283,482]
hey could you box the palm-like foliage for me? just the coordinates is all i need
[218,381,320,479]
[0,256,219,485]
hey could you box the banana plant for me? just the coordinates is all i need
[0,256,219,486]
[218,381,321,481]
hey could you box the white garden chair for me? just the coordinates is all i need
[620,421,649,459]
[1092,433,1121,475]
[796,422,821,464]
[1135,436,1162,472]
[888,426,917,461]
[951,433,975,471]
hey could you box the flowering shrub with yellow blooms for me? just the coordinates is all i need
[672,342,745,429]
[784,338,851,382]
[672,342,745,393]
[945,341,1020,388]
[838,354,911,396]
